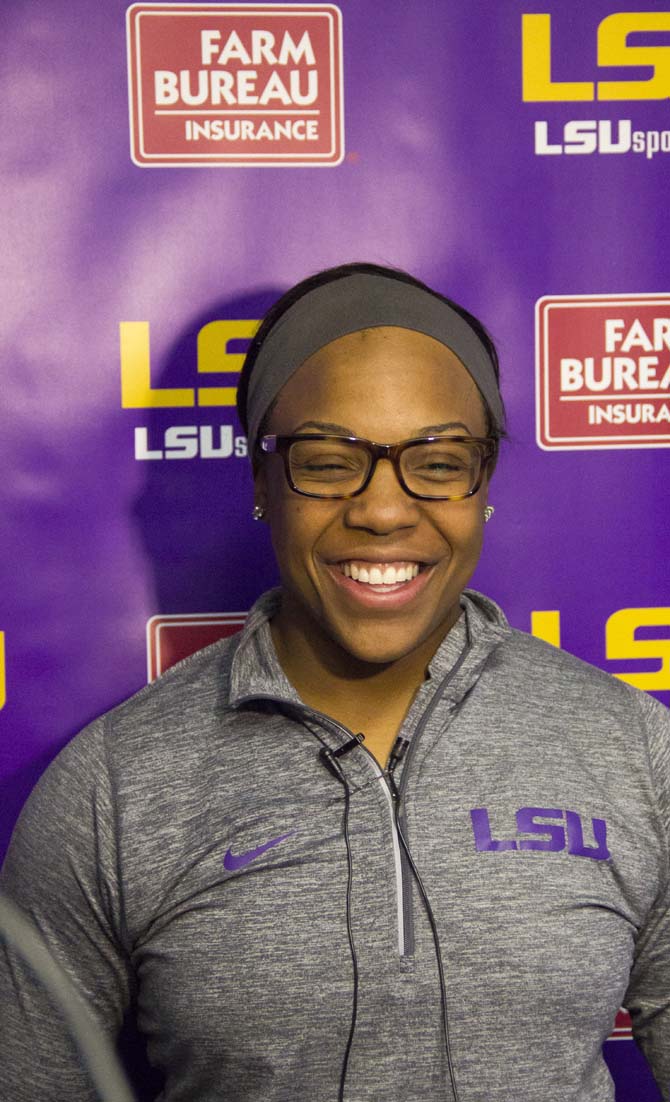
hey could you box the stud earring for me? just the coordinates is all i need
[252,504,265,521]
[484,505,495,523]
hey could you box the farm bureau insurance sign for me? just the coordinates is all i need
[536,294,670,450]
[126,3,344,166]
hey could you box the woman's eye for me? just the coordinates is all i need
[291,448,366,481]
[413,453,467,470]
[421,459,464,471]
[298,454,355,470]
[405,447,474,481]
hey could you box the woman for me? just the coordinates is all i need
[1,263,668,1102]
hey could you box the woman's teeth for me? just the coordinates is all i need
[341,563,420,585]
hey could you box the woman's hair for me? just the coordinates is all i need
[237,261,506,464]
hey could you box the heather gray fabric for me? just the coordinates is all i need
[1,588,669,1101]
[246,273,505,453]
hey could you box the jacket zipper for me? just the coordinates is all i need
[385,738,414,958]
[367,753,406,957]
[233,694,448,962]
[383,641,474,958]
[388,698,461,959]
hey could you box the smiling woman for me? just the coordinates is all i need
[1,263,670,1102]
[253,324,493,761]
[236,265,505,763]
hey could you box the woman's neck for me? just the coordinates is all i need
[269,604,456,765]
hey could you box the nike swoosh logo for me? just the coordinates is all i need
[223,830,296,872]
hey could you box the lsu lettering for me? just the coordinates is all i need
[471,807,610,860]
[522,12,670,102]
[120,319,258,408]
[607,607,670,693]
[531,606,670,696]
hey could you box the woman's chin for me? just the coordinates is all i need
[322,614,455,672]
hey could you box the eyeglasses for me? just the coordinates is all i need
[259,433,495,500]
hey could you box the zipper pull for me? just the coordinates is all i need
[331,732,366,759]
[387,736,410,799]
[320,732,365,782]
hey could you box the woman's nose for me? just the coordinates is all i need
[343,458,420,533]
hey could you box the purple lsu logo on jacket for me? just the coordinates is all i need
[470,807,610,861]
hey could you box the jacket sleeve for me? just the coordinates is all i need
[623,691,670,1102]
[0,718,134,1100]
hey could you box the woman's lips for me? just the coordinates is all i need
[324,559,434,607]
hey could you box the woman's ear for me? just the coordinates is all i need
[253,463,268,519]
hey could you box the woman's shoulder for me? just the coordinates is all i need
[111,626,242,725]
[99,588,282,740]
[465,588,669,729]
[16,629,242,811]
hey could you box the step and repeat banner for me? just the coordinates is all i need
[2,2,669,1098]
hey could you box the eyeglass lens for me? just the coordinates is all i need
[287,438,482,499]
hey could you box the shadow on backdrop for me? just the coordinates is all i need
[133,288,282,615]
[126,286,286,1099]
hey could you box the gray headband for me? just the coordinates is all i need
[247,273,504,453]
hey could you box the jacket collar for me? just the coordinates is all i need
[228,586,511,710]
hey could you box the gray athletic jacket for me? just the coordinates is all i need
[0,589,668,1101]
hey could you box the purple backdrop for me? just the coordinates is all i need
[2,2,669,1098]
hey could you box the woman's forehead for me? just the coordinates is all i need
[244,273,503,453]
[269,327,488,436]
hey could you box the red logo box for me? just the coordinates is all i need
[609,1008,632,1042]
[536,294,670,450]
[126,3,344,167]
[147,612,246,680]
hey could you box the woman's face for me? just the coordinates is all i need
[255,325,491,668]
